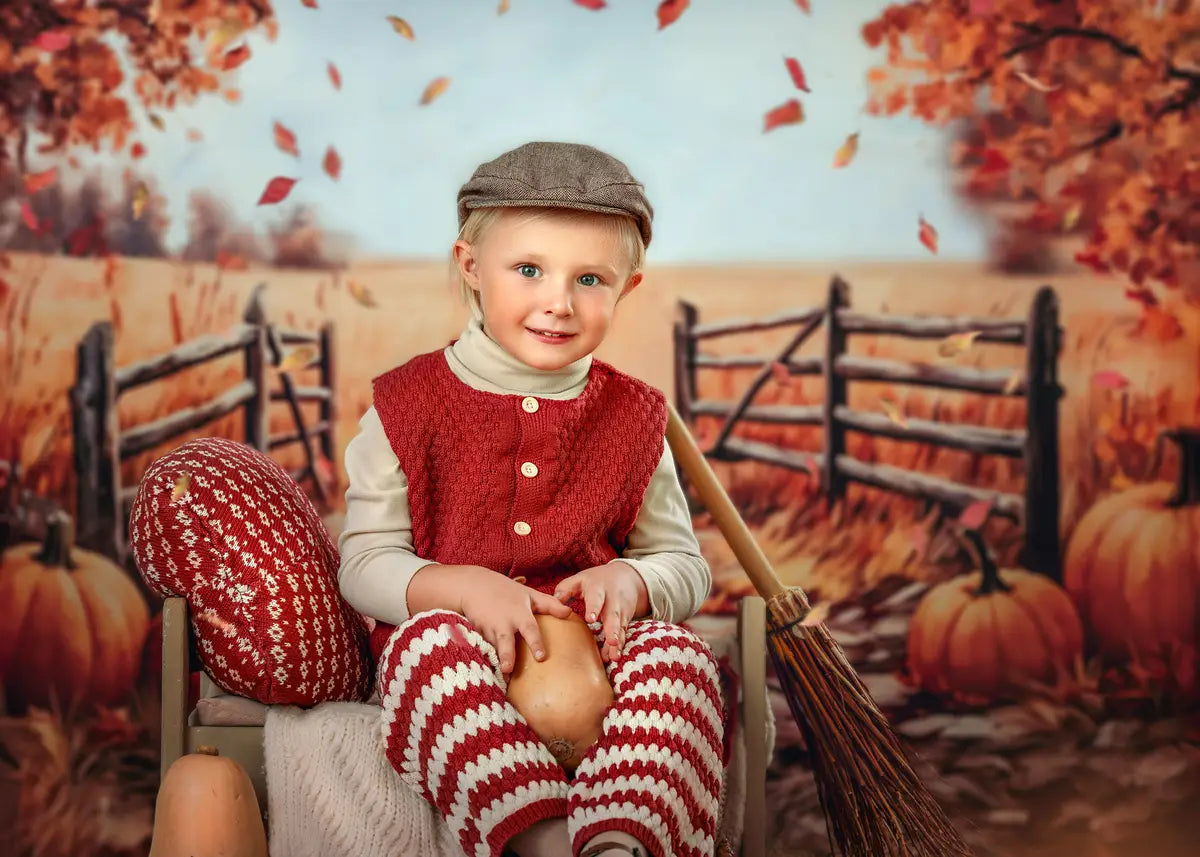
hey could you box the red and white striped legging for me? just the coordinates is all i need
[377,609,726,857]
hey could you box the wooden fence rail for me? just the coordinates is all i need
[70,291,336,565]
[673,276,1064,579]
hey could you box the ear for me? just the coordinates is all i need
[617,271,643,301]
[453,239,481,290]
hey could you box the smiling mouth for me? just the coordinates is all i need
[527,328,576,339]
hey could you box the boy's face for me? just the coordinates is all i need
[453,210,642,371]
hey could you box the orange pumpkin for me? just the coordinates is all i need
[0,511,150,711]
[907,530,1084,701]
[149,746,268,857]
[506,612,614,773]
[1064,427,1200,660]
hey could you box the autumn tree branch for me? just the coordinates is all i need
[1007,22,1200,83]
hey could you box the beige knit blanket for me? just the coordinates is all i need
[263,627,772,857]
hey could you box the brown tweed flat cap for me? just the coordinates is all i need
[457,141,654,247]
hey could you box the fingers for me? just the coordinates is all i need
[533,591,574,619]
[582,583,606,625]
[493,629,515,675]
[553,576,581,604]
[517,616,546,662]
[599,602,626,662]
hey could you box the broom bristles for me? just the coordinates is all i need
[766,590,974,857]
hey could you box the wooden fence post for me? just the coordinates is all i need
[1022,285,1062,580]
[821,277,850,507]
[318,321,336,462]
[70,322,123,562]
[673,301,697,426]
[244,326,270,452]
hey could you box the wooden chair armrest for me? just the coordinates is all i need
[160,597,189,781]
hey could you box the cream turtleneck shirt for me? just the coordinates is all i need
[336,316,712,626]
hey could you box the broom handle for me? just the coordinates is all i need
[665,404,787,602]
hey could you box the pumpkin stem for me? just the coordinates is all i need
[195,745,220,756]
[960,528,1009,596]
[1165,428,1200,508]
[33,511,76,570]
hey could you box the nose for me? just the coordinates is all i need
[543,279,574,317]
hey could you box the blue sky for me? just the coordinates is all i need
[80,0,988,263]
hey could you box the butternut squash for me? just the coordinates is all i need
[149,746,268,857]
[506,612,614,773]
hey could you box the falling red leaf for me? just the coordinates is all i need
[574,0,606,8]
[795,0,811,11]
[770,361,791,385]
[300,0,318,7]
[23,168,57,195]
[130,142,146,159]
[656,0,689,29]
[323,146,342,180]
[222,44,251,70]
[764,99,804,132]
[918,215,938,254]
[1091,369,1130,389]
[257,176,298,206]
[33,30,71,51]
[273,121,300,157]
[327,62,342,90]
[785,57,810,92]
[958,498,993,530]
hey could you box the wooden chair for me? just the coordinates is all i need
[159,594,772,857]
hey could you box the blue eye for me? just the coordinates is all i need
[518,264,539,278]
[578,274,601,287]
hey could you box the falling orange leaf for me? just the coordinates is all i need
[498,0,510,11]
[799,601,831,628]
[222,43,251,70]
[656,0,690,29]
[327,62,342,89]
[277,345,318,373]
[1091,369,1130,389]
[386,15,414,39]
[23,168,57,195]
[937,329,980,358]
[132,182,149,219]
[257,176,298,206]
[323,146,342,180]
[171,472,193,502]
[419,76,450,105]
[273,121,300,157]
[879,397,907,427]
[1062,202,1082,232]
[574,0,606,8]
[187,128,204,142]
[148,113,166,131]
[347,279,377,307]
[832,132,859,168]
[785,57,810,92]
[958,498,993,530]
[764,99,804,132]
[1003,372,1022,395]
[918,215,938,254]
[222,88,241,103]
[770,361,791,385]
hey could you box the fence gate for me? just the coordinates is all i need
[673,276,1063,579]
[70,290,337,566]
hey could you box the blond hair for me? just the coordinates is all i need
[449,207,646,320]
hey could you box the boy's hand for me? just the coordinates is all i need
[554,562,649,662]
[457,569,575,676]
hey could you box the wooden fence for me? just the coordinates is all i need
[69,289,336,565]
[673,276,1063,579]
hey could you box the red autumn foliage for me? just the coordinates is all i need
[862,2,1200,294]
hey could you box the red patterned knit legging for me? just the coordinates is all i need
[377,609,725,857]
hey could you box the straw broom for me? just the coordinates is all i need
[664,405,973,857]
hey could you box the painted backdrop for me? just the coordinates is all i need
[1,2,1198,857]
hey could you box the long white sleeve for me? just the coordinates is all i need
[336,407,436,626]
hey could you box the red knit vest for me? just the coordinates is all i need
[368,348,667,661]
